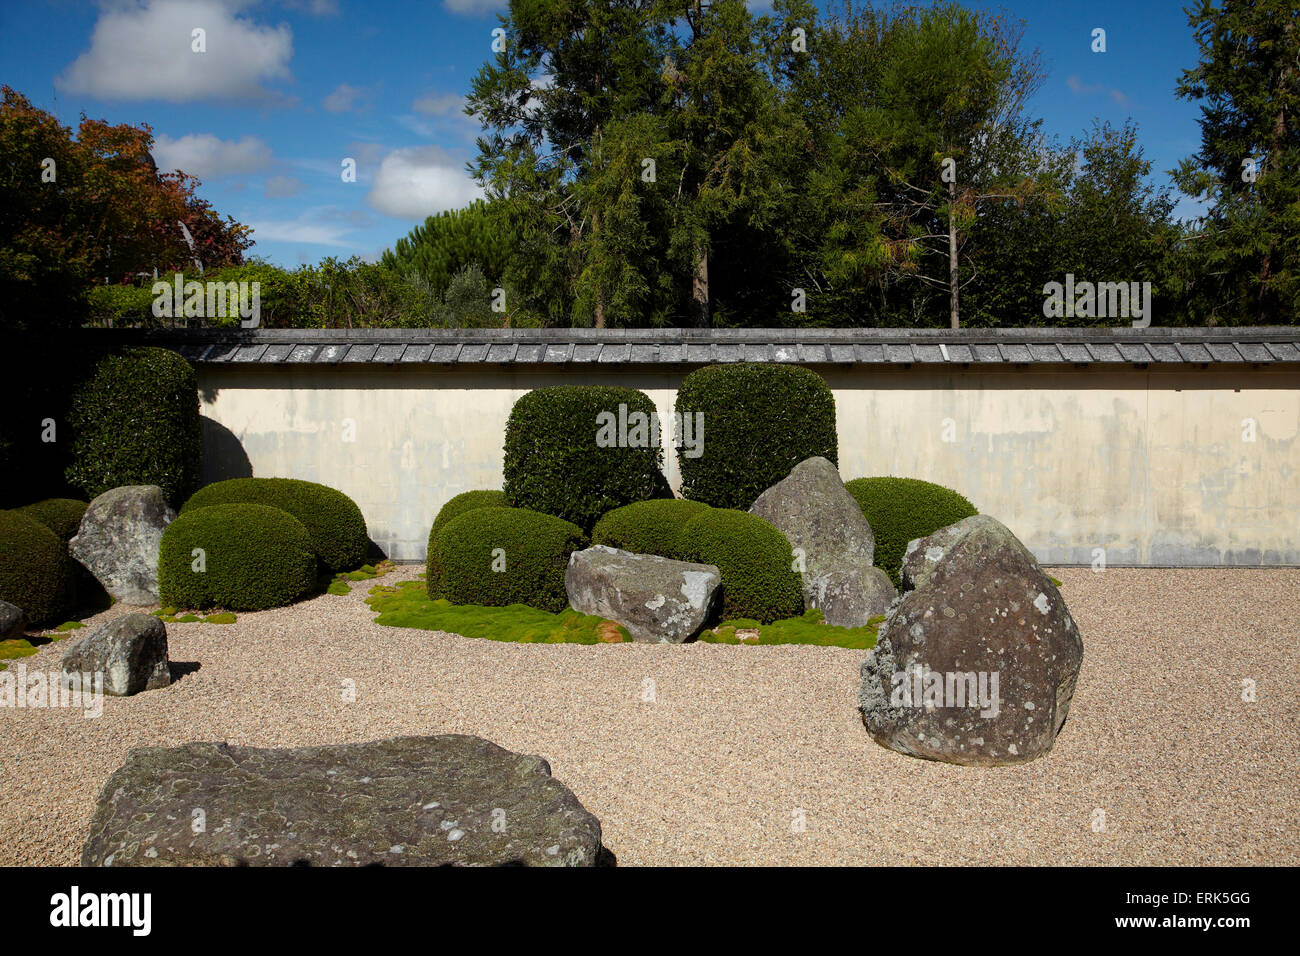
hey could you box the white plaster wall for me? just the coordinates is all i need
[197,363,1300,565]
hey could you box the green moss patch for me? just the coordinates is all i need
[202,612,237,624]
[366,580,630,644]
[328,560,394,595]
[698,609,881,649]
[0,633,57,671]
[53,621,86,632]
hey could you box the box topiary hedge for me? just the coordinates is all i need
[427,490,509,599]
[158,503,319,611]
[14,498,87,543]
[431,490,509,540]
[675,363,838,510]
[182,477,368,572]
[844,476,978,587]
[65,347,202,507]
[676,509,804,623]
[428,506,586,613]
[591,498,711,558]
[503,385,670,532]
[0,510,75,625]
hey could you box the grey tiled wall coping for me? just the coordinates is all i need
[88,326,1300,367]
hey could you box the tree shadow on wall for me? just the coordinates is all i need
[200,416,253,486]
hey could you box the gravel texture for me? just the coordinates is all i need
[2,566,1297,866]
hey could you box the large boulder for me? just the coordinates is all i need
[565,545,721,643]
[749,456,896,626]
[82,735,609,867]
[0,599,24,640]
[858,515,1084,766]
[69,485,175,605]
[60,613,170,697]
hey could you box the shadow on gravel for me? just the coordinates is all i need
[168,661,202,684]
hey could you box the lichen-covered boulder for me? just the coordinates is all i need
[858,515,1084,766]
[69,485,175,605]
[749,456,895,626]
[565,545,721,643]
[82,735,609,867]
[807,563,897,628]
[60,613,170,697]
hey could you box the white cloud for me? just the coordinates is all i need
[367,146,483,219]
[1066,74,1129,107]
[443,0,506,14]
[412,91,464,116]
[264,174,305,197]
[57,0,292,103]
[152,133,273,179]
[323,82,368,112]
[246,217,352,246]
[282,0,339,14]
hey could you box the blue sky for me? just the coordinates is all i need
[0,0,1207,268]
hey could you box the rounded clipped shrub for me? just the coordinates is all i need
[591,498,711,558]
[182,477,368,572]
[14,498,87,543]
[676,509,804,624]
[65,347,202,507]
[675,363,838,510]
[0,510,75,625]
[429,506,586,613]
[427,490,508,599]
[431,490,508,540]
[503,385,670,532]
[158,503,318,611]
[845,476,979,587]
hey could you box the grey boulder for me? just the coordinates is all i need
[82,735,609,867]
[70,485,175,605]
[566,545,721,643]
[807,564,898,628]
[0,599,24,639]
[858,515,1084,766]
[61,613,170,697]
[750,456,896,626]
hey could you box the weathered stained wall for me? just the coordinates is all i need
[196,363,1300,565]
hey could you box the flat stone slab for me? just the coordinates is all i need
[82,735,607,867]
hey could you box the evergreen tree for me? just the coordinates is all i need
[1172,0,1300,323]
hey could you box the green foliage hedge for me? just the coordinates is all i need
[65,347,201,506]
[677,509,804,623]
[182,477,368,572]
[0,510,74,625]
[431,490,509,540]
[158,503,318,611]
[591,498,711,557]
[675,363,838,509]
[426,490,509,598]
[14,498,87,543]
[503,385,670,532]
[845,476,979,586]
[427,506,586,613]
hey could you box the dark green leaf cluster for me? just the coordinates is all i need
[675,363,837,510]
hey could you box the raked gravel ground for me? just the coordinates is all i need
[2,566,1297,866]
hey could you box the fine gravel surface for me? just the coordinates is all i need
[2,566,1297,866]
